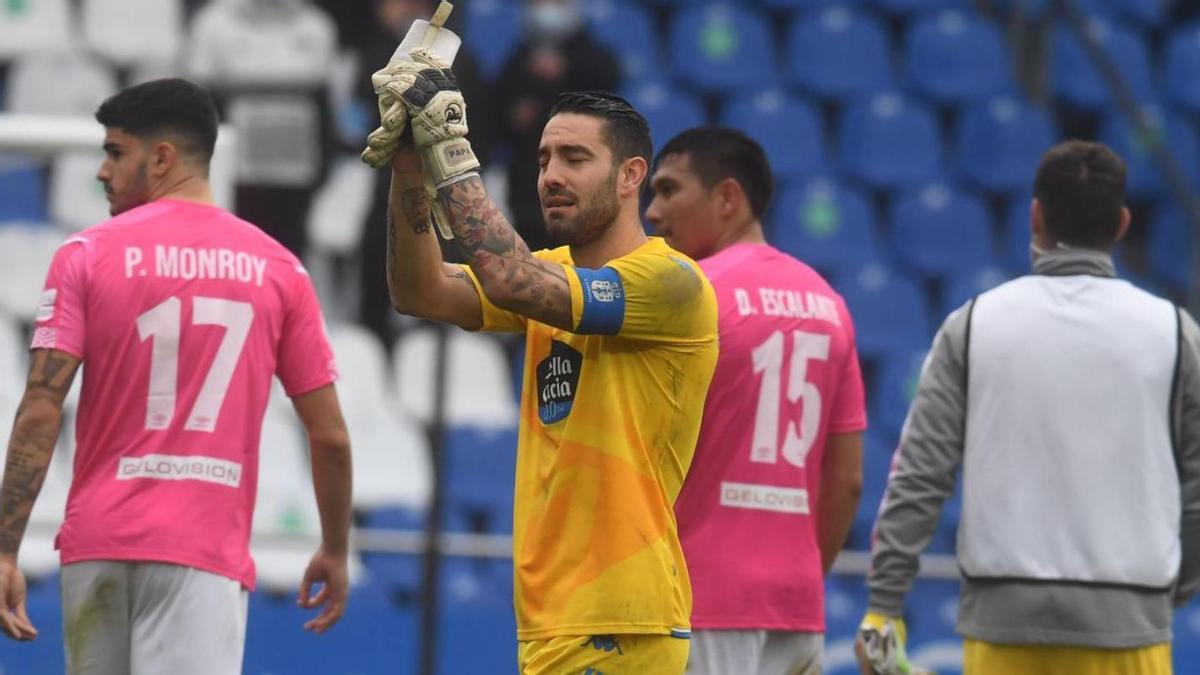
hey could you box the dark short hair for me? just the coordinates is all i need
[95,78,219,165]
[548,91,653,168]
[1033,140,1127,249]
[654,127,774,220]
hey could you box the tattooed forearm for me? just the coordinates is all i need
[438,176,572,327]
[0,426,55,554]
[399,187,432,235]
[445,270,476,289]
[0,350,76,555]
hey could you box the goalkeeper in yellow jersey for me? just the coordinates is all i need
[362,48,718,674]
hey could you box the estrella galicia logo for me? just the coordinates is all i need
[537,341,582,425]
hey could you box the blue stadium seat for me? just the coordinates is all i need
[245,585,418,675]
[1148,206,1196,292]
[585,0,657,81]
[855,431,898,543]
[764,0,865,8]
[1100,0,1169,26]
[786,7,892,100]
[1002,195,1033,273]
[987,0,1050,17]
[1050,19,1154,110]
[0,156,48,223]
[956,96,1056,194]
[621,80,707,149]
[463,0,523,81]
[1175,601,1200,673]
[888,182,994,279]
[669,4,775,93]
[443,426,517,533]
[869,0,957,14]
[905,9,1011,103]
[836,264,933,360]
[872,346,928,437]
[769,177,881,275]
[1099,104,1200,200]
[720,89,825,180]
[824,574,869,637]
[1166,22,1200,114]
[905,578,961,645]
[839,93,942,189]
[938,266,1011,318]
[0,574,63,674]
[358,507,426,592]
[437,559,517,674]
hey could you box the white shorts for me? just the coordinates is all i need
[686,629,823,675]
[60,561,248,675]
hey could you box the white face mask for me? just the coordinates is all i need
[528,3,580,41]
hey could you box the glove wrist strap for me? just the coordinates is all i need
[423,138,481,189]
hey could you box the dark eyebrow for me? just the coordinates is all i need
[102,142,121,154]
[559,144,595,158]
[650,175,677,192]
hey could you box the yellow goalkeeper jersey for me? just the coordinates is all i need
[462,237,718,640]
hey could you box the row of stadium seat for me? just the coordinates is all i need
[0,0,180,64]
[620,84,1200,199]
[461,2,1200,112]
[622,0,1166,26]
[3,560,515,675]
[11,565,1200,674]
[774,179,1191,290]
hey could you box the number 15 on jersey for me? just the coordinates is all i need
[750,329,830,468]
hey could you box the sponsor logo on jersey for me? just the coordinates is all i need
[719,481,809,514]
[537,341,582,425]
[117,454,242,488]
[35,288,57,322]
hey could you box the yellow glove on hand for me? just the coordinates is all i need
[855,612,935,675]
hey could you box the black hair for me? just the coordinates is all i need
[548,90,653,167]
[1033,140,1127,249]
[95,78,219,165]
[654,126,774,220]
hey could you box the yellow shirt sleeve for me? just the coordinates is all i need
[566,249,716,343]
[459,263,527,333]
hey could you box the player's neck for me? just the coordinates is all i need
[150,172,215,208]
[571,211,648,269]
[713,220,766,254]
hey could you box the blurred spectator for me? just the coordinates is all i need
[353,0,493,349]
[187,0,338,259]
[495,0,620,252]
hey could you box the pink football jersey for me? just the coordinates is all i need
[32,199,337,589]
[675,242,866,631]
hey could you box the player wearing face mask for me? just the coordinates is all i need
[494,0,621,253]
[351,0,494,349]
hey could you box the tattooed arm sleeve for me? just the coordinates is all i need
[0,349,80,556]
[437,176,575,330]
[385,145,485,330]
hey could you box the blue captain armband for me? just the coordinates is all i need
[573,267,626,336]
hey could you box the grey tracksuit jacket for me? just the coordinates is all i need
[866,249,1200,648]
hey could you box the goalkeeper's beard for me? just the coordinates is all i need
[542,169,620,248]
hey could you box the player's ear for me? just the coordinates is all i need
[1114,206,1132,243]
[619,156,649,199]
[150,140,178,178]
[1030,198,1044,240]
[714,177,742,219]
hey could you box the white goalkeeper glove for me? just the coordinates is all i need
[371,48,480,188]
[855,612,935,675]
